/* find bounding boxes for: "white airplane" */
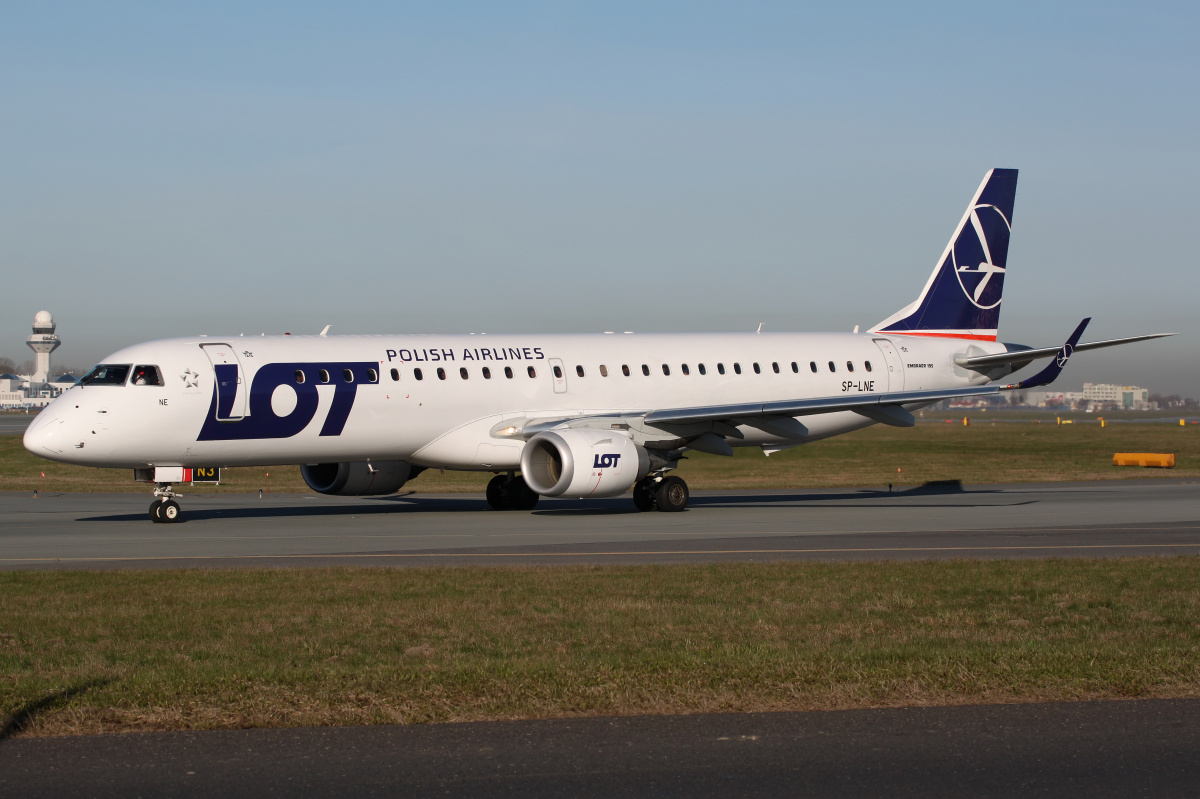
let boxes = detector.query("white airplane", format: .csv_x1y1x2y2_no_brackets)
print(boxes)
25,169,1170,522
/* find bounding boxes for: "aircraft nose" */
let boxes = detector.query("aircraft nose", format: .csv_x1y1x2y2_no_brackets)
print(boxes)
24,413,64,456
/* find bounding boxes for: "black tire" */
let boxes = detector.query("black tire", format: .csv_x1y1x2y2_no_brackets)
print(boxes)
507,476,540,511
149,500,163,523
486,475,512,510
160,499,181,523
632,480,656,511
655,476,689,512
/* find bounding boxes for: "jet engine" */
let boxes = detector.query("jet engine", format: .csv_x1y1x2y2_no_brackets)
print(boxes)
520,429,650,498
300,460,415,496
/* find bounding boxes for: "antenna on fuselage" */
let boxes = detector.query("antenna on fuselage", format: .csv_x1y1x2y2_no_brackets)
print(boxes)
320,325,331,337
756,322,763,334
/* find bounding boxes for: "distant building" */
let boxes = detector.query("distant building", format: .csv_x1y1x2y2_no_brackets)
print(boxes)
1031,384,1152,411
1,311,75,409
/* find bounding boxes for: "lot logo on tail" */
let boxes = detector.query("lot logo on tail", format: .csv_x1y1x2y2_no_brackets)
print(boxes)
952,203,1011,310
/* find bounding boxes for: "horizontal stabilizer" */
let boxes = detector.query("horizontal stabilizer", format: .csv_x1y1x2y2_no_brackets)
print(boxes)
956,332,1175,369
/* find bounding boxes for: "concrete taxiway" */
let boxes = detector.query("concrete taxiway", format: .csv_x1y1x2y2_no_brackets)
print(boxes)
1,479,1197,569
0,414,36,435
3,699,1199,797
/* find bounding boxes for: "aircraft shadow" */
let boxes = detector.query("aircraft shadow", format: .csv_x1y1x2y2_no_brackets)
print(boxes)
77,481,1025,522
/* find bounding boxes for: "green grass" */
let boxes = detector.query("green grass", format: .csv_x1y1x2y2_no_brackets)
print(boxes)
7,416,1196,494
3,560,1199,737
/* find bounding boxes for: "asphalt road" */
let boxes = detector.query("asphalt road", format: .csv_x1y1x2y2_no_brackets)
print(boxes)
1,479,1197,568
3,700,1199,798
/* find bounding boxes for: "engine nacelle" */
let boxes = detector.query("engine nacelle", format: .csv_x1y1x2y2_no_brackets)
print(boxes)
520,429,650,498
300,461,414,496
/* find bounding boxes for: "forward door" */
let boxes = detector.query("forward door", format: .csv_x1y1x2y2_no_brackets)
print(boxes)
200,343,247,420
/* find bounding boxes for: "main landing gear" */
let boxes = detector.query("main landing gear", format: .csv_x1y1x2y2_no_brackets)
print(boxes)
149,483,182,523
486,474,540,511
632,475,689,513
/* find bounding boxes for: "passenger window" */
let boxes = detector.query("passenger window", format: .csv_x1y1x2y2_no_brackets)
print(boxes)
319,369,330,384
810,361,818,373
389,368,399,381
642,364,650,376
367,369,378,382
662,364,671,376
414,368,423,380
681,364,690,375
865,361,873,372
791,362,798,373
460,367,469,380
505,366,514,379
600,365,608,377
482,367,491,379
528,366,536,378
80,364,131,386
437,368,447,380
553,365,563,378
130,365,164,386
734,363,742,375
343,369,354,383
828,361,836,373
846,361,854,373
576,365,584,377
772,362,780,374
718,363,726,375
295,370,306,384
698,363,706,375
621,364,630,376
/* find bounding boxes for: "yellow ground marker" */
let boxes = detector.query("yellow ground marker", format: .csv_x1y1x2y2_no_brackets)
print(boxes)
1113,453,1175,468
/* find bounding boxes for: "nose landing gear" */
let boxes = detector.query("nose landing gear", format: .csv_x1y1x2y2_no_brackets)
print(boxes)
149,484,183,523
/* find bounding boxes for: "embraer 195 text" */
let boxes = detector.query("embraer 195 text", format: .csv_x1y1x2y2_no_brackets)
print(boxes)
25,170,1171,522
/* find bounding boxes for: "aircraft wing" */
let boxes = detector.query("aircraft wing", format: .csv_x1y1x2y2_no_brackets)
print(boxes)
516,319,1104,447
642,385,1000,428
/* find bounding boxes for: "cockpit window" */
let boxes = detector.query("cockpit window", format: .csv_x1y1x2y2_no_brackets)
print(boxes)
80,364,131,386
131,365,164,386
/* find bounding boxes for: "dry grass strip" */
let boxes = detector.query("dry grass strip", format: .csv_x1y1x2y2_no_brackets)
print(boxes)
3,558,1199,737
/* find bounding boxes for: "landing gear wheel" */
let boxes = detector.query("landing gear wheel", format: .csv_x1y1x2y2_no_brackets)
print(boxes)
160,499,181,523
486,475,512,511
632,480,656,512
507,476,540,511
149,500,164,523
655,476,689,512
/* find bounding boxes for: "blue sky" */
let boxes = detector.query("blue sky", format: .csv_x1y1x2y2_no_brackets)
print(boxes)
2,2,1197,394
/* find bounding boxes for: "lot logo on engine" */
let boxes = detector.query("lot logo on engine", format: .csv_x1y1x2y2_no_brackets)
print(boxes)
593,453,622,469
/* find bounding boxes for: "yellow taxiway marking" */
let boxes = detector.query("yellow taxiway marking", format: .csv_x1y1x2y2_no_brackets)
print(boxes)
4,542,1200,564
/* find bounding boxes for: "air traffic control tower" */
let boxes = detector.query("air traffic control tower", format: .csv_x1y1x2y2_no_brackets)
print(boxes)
27,310,61,385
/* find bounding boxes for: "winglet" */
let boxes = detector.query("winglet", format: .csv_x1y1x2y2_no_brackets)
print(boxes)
1004,317,1090,389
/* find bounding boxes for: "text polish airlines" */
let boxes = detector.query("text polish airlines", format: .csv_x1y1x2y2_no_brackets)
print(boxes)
25,169,1171,522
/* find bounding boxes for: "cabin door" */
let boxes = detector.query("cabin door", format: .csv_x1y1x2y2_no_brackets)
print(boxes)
872,339,906,392
200,343,248,420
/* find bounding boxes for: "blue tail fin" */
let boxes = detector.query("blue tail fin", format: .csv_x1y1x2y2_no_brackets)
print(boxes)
871,168,1018,341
